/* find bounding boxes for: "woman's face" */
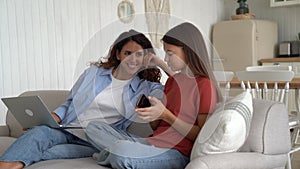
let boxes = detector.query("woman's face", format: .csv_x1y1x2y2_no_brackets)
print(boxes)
115,41,144,80
163,42,187,72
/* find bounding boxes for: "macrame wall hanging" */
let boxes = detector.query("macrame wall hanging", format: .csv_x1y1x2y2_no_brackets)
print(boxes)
145,0,170,48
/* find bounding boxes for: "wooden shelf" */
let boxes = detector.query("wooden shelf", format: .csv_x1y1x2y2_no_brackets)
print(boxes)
259,57,300,64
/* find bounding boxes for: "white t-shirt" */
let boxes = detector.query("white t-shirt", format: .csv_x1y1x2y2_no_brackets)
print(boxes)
67,76,130,140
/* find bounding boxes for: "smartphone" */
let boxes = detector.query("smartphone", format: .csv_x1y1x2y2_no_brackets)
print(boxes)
136,94,151,108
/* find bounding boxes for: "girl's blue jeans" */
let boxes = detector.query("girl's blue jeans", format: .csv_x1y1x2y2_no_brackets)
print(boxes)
86,121,190,169
0,125,97,167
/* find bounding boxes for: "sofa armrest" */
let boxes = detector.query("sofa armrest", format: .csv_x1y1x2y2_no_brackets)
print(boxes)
185,152,288,169
0,125,9,136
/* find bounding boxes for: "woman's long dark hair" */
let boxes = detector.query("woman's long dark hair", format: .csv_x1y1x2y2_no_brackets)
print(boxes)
91,30,161,83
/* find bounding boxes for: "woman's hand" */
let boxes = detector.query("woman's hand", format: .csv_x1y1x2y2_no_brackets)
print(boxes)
135,96,166,122
51,112,61,123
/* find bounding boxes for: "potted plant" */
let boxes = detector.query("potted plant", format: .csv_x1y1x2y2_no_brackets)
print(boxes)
236,0,249,15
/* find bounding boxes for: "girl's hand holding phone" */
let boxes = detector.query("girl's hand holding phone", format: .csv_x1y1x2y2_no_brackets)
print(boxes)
135,96,165,122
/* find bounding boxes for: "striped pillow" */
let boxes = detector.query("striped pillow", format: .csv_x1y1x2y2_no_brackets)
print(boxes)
191,91,253,159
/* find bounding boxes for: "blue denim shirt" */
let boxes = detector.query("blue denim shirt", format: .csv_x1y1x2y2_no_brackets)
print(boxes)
54,66,164,130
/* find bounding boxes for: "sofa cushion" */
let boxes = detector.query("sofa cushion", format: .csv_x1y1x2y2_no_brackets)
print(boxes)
190,91,253,160
0,136,17,156
26,158,110,169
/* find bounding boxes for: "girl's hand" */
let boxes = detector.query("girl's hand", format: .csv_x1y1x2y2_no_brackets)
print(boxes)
135,96,165,122
143,52,163,68
143,52,175,77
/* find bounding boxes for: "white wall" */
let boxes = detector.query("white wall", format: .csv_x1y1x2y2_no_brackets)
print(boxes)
0,0,120,125
0,0,222,125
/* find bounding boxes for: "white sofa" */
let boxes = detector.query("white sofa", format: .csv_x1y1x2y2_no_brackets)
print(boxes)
0,90,291,169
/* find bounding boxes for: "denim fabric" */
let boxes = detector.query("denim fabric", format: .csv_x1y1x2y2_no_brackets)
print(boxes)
86,121,147,151
86,121,189,169
0,126,97,167
102,142,189,169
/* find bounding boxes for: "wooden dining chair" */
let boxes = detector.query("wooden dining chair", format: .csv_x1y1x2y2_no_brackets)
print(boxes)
246,65,292,71
213,71,234,100
236,65,300,169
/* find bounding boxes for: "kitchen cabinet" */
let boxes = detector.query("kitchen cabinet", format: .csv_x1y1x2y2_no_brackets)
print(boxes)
270,0,300,7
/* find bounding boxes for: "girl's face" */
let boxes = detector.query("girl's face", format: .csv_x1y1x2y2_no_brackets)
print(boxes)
115,41,144,80
163,42,187,72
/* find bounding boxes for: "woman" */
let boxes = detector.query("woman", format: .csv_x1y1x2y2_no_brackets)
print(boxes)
86,22,221,169
0,30,164,169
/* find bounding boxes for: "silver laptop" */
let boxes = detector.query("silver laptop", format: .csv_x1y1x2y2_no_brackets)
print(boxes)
1,95,62,129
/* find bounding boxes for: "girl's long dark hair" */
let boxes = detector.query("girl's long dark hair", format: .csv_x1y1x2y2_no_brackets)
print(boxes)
162,23,211,78
91,30,161,83
162,22,222,102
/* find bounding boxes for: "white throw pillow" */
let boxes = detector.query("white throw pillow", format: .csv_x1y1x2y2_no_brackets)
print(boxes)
190,91,253,160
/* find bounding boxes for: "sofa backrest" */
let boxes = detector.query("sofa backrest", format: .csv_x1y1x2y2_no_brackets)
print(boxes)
240,98,291,155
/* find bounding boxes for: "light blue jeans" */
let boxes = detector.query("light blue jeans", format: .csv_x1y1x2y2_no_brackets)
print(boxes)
0,125,97,167
86,121,190,169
